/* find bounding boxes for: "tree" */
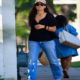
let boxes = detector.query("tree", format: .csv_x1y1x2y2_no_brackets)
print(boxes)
46,0,76,21
15,0,36,52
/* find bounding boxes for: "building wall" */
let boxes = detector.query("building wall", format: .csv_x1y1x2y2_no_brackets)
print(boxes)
0,0,4,78
1,0,17,79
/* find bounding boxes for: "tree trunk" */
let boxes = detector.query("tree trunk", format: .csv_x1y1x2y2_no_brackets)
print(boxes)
46,0,73,18
46,0,57,14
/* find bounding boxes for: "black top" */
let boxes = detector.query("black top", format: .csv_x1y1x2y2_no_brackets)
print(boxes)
29,13,58,42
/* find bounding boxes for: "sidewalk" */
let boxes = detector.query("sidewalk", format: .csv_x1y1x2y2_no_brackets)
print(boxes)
37,62,80,80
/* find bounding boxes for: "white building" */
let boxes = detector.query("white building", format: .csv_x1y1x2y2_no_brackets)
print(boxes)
53,0,77,4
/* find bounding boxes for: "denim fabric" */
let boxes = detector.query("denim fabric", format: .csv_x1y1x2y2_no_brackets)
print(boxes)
27,40,62,80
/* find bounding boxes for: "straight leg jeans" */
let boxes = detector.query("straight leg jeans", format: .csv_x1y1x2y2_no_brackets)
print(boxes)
27,40,62,80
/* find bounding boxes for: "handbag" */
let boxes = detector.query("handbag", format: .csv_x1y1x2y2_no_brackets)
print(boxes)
38,49,49,66
59,26,80,49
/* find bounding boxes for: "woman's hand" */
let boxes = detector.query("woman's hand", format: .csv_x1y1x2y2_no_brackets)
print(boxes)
46,26,56,32
35,24,45,30
76,35,80,39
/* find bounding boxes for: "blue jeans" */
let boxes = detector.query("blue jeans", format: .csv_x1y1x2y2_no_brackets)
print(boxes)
27,40,62,80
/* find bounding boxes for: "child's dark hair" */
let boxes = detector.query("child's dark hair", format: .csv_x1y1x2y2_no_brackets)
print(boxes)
56,15,68,29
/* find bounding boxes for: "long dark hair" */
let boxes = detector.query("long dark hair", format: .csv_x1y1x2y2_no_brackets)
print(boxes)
56,15,68,29
29,4,49,27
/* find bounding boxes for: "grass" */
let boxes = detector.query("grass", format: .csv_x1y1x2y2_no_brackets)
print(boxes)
70,61,80,67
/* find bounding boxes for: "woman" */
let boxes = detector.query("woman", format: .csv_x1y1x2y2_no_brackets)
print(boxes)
55,15,78,78
27,0,62,80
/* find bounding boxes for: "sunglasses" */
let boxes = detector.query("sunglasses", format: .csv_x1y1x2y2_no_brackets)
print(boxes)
35,3,46,6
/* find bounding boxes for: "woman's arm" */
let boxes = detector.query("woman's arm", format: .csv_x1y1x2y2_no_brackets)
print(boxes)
35,24,56,32
46,26,56,32
76,35,78,37
35,24,45,30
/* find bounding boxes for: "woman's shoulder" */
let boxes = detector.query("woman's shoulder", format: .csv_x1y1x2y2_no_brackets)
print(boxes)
47,12,54,17
67,24,75,30
67,24,72,27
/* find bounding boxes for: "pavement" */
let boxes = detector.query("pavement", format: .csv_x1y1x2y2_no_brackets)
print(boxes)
36,61,80,80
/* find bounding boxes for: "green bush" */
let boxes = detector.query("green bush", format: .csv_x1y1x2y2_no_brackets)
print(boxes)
70,61,80,67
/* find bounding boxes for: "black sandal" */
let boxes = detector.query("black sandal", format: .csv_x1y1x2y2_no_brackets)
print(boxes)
63,69,69,78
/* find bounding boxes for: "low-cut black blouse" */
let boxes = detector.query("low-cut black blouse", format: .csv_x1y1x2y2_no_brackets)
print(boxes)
29,13,58,42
